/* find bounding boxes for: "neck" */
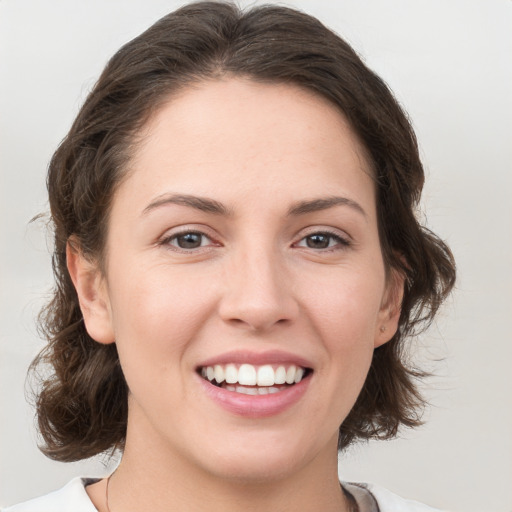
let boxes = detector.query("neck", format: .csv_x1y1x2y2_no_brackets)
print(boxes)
109,449,349,512
98,421,351,512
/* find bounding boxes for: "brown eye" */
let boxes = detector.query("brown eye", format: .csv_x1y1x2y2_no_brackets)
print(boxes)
296,232,349,250
306,234,331,249
169,232,210,249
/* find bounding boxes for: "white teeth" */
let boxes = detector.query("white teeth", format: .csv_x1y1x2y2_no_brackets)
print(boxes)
214,365,225,383
238,364,257,385
294,367,304,383
285,365,297,384
226,385,280,395
257,365,275,386
275,366,286,384
201,363,308,389
225,364,238,384
236,385,258,395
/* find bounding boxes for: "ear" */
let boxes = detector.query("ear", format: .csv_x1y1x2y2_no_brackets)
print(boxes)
66,239,115,345
374,267,405,348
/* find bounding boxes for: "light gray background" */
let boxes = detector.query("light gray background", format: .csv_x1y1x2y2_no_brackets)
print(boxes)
1,1,511,510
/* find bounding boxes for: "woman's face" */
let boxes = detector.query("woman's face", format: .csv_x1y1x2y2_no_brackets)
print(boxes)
75,79,401,482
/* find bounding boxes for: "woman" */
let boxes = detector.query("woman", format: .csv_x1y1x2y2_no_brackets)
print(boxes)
4,2,455,511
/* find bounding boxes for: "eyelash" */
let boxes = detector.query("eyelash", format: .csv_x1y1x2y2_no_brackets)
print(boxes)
160,229,217,252
160,228,350,253
294,230,351,252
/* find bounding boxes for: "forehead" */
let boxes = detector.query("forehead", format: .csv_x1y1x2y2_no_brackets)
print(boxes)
119,78,375,216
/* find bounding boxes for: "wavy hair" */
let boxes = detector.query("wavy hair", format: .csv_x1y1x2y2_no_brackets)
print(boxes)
30,1,456,461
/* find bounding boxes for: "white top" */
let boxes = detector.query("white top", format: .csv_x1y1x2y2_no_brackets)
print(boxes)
1,477,447,512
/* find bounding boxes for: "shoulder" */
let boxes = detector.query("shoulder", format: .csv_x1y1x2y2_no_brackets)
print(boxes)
344,482,449,512
1,478,99,512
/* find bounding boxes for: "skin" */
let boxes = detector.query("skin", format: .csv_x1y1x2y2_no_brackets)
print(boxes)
68,78,403,512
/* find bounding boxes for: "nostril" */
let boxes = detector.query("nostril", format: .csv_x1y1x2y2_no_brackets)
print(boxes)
221,309,295,332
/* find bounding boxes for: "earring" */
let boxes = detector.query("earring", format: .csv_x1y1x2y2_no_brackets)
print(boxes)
379,325,386,333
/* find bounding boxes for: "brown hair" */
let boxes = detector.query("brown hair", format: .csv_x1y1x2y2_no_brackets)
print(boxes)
31,1,455,461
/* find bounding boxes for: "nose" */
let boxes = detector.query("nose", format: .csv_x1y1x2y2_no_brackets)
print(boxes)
218,246,299,332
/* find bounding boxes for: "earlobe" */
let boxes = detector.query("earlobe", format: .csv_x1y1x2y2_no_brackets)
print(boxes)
374,268,405,348
66,240,115,345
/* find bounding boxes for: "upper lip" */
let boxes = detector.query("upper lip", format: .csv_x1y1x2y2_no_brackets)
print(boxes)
196,350,313,370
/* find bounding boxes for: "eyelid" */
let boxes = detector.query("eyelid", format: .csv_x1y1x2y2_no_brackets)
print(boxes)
158,225,221,251
157,224,351,253
297,225,351,240
293,227,352,250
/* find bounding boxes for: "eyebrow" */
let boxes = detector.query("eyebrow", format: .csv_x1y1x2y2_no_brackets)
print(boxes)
287,196,367,218
142,193,366,219
142,194,231,216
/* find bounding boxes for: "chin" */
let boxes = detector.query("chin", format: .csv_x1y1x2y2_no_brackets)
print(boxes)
191,430,324,484
204,452,306,484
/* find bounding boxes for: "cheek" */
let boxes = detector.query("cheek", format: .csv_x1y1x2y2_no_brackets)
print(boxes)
299,265,385,401
301,266,385,346
298,281,381,437
106,264,215,383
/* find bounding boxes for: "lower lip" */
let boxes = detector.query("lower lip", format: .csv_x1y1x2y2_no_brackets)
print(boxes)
198,374,311,418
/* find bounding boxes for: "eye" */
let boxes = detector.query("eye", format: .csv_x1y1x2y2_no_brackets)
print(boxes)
165,231,214,250
295,231,349,250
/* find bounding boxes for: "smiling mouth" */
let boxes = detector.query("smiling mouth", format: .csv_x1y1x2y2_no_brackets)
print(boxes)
198,363,312,395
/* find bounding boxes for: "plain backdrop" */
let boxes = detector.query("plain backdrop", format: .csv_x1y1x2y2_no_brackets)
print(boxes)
1,1,511,511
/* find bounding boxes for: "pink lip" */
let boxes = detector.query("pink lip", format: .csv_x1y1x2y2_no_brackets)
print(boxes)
196,349,313,369
197,373,312,418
